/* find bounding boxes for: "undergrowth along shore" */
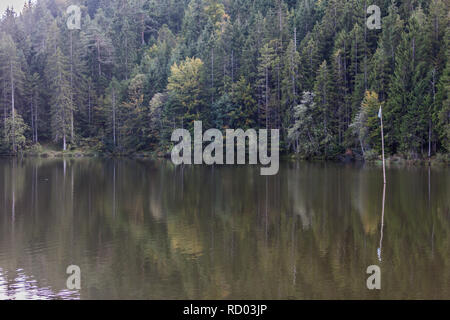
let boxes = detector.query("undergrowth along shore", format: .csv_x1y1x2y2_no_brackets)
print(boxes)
2,144,449,166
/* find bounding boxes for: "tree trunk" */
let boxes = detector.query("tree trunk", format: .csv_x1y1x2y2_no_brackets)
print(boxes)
265,66,269,129
292,30,297,106
59,67,66,152
112,88,116,146
70,31,74,143
231,50,234,84
30,97,34,142
211,47,214,105
364,0,367,91
10,61,16,153
141,15,145,45
97,38,101,76
429,68,436,159
88,81,92,129
355,30,358,76
3,80,7,140
34,90,38,143
125,33,128,80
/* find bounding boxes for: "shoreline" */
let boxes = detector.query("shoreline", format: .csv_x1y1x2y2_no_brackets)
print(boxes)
1,150,449,167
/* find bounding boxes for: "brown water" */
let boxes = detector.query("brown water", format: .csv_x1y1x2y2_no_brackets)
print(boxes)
0,158,449,299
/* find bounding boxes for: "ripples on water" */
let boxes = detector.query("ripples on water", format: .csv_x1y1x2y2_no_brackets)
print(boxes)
0,158,449,299
0,268,79,300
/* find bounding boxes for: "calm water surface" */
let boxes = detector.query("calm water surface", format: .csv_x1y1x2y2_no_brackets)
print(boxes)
0,158,449,299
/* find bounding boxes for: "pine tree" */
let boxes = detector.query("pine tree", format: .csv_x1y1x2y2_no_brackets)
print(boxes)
380,1,403,74
3,109,28,153
81,10,115,83
122,73,148,150
436,24,450,152
148,92,167,148
111,0,139,81
349,23,365,119
257,41,278,128
385,9,431,156
25,72,41,144
231,76,257,129
299,34,319,91
0,32,24,153
104,77,121,149
332,30,351,144
281,39,300,132
294,0,319,41
47,47,73,151
427,0,447,156
313,60,334,157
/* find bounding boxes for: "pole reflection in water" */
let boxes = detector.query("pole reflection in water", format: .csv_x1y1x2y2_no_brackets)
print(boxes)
377,183,386,262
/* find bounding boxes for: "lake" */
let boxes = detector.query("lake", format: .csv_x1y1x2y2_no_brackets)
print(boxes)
0,158,449,299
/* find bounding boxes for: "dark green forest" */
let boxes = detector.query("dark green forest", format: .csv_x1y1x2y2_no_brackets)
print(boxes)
0,0,448,160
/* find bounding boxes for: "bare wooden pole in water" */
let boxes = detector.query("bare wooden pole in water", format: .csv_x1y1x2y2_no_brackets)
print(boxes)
377,183,386,262
380,105,386,185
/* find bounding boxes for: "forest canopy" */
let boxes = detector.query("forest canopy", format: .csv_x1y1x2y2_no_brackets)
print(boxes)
0,0,448,160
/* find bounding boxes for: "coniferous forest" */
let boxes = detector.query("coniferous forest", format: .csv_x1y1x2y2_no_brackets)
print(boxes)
0,0,449,160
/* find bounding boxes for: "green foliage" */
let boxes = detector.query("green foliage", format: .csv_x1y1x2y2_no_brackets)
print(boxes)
350,91,381,156
287,91,321,157
0,0,448,159
436,23,450,152
313,60,335,157
385,10,432,156
46,47,73,150
167,57,207,129
2,109,28,153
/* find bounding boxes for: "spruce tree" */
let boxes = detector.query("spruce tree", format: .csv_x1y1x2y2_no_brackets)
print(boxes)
47,47,73,151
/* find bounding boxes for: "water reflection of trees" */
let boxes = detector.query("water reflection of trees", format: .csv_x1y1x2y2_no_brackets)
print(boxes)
0,159,449,299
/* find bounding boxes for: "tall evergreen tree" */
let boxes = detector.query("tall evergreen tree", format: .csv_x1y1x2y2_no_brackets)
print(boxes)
46,47,73,150
0,32,24,153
